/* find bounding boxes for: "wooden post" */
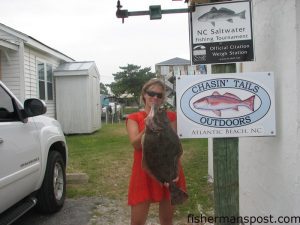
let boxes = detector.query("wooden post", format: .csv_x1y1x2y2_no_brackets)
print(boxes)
191,0,239,223
212,63,239,225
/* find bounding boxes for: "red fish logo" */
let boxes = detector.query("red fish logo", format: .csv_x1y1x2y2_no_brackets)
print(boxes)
193,91,255,117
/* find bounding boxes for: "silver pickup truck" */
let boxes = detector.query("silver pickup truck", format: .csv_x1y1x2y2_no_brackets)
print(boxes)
0,81,68,225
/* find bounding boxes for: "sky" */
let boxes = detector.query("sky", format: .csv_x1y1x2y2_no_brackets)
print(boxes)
0,0,191,84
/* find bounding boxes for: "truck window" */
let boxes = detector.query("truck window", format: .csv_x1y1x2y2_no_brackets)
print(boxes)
0,86,18,121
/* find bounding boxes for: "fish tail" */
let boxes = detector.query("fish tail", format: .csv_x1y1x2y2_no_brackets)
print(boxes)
243,95,255,111
238,10,246,19
169,183,188,205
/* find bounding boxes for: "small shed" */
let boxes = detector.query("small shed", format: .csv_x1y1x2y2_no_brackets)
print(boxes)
54,61,101,134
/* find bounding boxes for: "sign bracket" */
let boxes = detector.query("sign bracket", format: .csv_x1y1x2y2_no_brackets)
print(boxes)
116,0,195,23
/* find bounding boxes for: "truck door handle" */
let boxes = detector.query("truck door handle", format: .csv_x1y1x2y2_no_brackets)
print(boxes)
0,138,3,144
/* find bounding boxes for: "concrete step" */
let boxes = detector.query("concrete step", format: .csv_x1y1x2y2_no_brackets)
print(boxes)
66,173,89,184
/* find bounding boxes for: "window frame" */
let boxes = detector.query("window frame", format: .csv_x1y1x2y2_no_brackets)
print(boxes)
173,66,185,76
37,60,54,101
160,66,169,76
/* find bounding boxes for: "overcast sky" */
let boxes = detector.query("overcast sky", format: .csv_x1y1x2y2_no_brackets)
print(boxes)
0,0,190,84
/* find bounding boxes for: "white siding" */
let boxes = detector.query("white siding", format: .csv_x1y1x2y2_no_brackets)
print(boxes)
0,45,61,118
239,0,300,220
55,63,101,134
89,66,101,131
0,29,18,42
0,30,21,99
0,49,21,99
56,75,90,134
24,48,38,98
1,25,76,121
24,46,61,118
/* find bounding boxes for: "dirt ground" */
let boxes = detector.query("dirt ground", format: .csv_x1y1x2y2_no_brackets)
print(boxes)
86,197,191,225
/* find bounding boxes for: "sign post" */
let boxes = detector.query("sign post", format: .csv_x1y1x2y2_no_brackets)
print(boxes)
206,2,249,222
185,1,270,223
212,64,239,225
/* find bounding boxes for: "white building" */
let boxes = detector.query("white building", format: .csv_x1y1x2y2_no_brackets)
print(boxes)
0,23,101,134
155,57,206,106
238,0,300,220
205,0,300,221
54,62,101,134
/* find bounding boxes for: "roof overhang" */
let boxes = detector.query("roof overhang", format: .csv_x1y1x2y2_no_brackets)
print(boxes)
0,39,19,51
25,38,74,62
0,23,74,62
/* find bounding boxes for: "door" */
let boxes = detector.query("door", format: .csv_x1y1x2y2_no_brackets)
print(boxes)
0,84,41,213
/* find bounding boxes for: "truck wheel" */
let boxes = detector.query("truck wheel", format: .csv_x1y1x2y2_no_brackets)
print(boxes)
36,151,66,213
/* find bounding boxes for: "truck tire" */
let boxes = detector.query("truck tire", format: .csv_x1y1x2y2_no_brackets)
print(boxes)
36,151,66,213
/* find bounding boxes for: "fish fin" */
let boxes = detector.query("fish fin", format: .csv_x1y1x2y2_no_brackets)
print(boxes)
223,92,241,100
227,19,233,23
219,7,235,13
243,95,255,111
212,110,221,117
238,10,246,19
169,183,188,205
212,91,221,96
210,7,218,12
211,21,215,26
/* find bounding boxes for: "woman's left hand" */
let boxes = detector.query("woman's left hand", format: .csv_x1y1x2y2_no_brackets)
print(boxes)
163,176,179,188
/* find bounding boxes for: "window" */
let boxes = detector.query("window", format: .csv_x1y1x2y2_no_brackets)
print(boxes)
38,62,53,100
173,66,184,76
188,66,195,75
160,66,169,76
0,86,17,121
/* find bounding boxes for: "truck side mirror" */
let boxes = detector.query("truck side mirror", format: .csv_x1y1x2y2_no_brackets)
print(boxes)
24,98,47,117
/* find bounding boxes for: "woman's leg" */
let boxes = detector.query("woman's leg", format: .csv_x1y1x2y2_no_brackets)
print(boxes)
159,199,174,225
131,201,150,225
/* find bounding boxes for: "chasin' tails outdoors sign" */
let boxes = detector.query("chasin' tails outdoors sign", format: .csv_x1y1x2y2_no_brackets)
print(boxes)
176,73,276,138
190,0,254,64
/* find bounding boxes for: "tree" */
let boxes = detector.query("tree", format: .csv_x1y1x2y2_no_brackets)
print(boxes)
109,64,156,105
100,82,109,95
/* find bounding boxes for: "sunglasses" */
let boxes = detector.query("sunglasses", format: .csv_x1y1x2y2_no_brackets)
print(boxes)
146,91,163,99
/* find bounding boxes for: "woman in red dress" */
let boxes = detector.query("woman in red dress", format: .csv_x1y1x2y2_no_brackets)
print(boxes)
126,78,187,225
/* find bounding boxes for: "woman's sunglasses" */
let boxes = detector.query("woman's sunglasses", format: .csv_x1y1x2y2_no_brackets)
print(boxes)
146,91,163,99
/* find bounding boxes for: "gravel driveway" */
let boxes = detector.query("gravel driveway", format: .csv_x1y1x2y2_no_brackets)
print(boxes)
14,197,190,225
14,197,99,225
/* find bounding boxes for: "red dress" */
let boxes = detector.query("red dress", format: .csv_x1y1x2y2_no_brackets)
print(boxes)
126,111,187,206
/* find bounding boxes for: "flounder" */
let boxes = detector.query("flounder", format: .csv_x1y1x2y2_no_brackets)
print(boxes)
142,104,188,205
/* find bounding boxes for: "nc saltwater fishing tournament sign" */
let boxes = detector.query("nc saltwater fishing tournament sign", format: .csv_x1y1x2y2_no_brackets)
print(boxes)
176,72,276,138
190,0,254,64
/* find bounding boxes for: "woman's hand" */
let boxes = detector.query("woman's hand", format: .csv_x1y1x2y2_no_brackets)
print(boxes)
163,176,179,188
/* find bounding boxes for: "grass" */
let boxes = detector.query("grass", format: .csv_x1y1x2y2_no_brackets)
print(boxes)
66,123,132,198
123,106,139,115
66,122,213,218
177,138,214,217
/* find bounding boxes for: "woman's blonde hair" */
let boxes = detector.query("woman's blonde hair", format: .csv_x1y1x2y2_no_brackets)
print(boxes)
140,78,166,105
